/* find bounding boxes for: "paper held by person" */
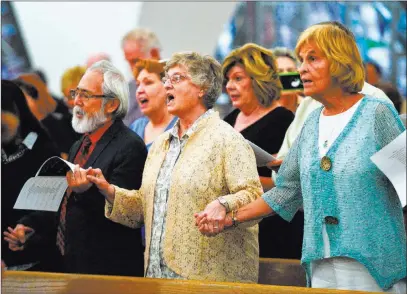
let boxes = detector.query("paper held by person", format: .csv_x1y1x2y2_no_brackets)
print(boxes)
247,140,277,167
371,130,406,207
13,156,76,212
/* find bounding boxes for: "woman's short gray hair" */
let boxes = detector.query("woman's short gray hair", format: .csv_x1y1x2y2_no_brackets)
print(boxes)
88,60,129,119
164,52,222,109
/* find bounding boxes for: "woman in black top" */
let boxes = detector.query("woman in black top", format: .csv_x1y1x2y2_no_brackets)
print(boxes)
222,44,303,259
1,80,60,268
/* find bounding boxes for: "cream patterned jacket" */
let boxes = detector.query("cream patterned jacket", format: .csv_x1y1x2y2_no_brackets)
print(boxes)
105,111,263,283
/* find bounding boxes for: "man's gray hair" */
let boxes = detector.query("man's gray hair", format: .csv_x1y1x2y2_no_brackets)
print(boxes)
88,60,129,120
121,28,161,54
272,47,299,66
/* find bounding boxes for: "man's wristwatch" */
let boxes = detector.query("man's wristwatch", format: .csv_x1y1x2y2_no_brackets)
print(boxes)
217,196,230,212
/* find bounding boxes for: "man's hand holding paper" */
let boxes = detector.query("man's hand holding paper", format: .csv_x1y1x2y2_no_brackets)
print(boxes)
67,165,94,193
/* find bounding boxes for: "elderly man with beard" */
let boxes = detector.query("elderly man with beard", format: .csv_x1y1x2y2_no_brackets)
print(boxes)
4,61,147,276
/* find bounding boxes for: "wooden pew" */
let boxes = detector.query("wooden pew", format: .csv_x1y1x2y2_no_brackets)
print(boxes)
258,258,306,286
1,271,380,294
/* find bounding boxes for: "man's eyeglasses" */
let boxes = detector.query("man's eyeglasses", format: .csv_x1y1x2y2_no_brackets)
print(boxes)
69,89,116,101
162,73,189,85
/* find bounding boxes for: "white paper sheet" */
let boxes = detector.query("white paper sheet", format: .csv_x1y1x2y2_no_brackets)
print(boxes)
35,156,76,176
371,131,406,207
13,156,79,212
247,140,277,167
13,176,68,211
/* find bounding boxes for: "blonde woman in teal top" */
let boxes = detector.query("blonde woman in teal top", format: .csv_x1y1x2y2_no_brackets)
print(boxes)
196,21,406,292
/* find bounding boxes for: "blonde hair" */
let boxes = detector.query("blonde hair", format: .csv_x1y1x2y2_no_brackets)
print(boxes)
60,65,87,94
165,52,222,109
121,28,161,54
222,43,282,107
133,59,165,80
295,21,364,93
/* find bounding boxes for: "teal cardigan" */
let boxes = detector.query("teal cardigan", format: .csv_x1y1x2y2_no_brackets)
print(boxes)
263,96,406,289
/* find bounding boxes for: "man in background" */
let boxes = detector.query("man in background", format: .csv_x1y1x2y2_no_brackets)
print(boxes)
272,47,303,113
364,60,382,86
121,28,162,126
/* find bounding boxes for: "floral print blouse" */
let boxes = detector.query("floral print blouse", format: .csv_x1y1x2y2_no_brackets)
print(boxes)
146,110,212,279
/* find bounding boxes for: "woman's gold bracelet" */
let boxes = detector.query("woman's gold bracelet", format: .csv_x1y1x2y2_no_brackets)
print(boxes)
231,209,239,227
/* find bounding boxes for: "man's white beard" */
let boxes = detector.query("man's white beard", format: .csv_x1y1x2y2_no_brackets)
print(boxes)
72,106,108,134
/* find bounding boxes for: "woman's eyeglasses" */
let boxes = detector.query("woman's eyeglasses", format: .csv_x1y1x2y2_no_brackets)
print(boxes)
162,73,189,85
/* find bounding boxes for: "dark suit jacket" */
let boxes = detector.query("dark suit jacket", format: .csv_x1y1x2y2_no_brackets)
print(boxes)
20,119,147,276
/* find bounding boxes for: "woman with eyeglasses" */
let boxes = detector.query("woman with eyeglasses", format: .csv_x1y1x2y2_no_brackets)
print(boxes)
129,59,177,150
81,52,263,283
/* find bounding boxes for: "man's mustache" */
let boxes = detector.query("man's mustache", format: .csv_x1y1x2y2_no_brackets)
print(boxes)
73,106,85,116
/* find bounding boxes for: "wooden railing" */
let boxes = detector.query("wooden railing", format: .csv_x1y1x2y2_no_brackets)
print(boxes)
1,270,380,294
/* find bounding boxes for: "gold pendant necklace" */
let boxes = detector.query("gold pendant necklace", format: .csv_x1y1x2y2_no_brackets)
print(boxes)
320,155,332,171
320,105,346,171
